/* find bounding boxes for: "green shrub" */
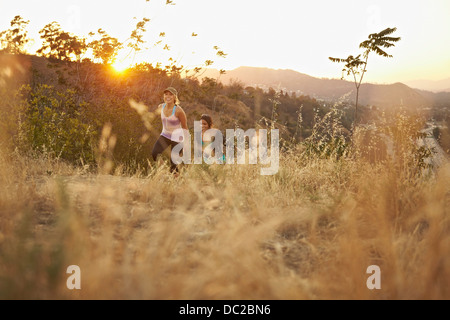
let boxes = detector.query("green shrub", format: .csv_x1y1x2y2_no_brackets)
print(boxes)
17,84,97,165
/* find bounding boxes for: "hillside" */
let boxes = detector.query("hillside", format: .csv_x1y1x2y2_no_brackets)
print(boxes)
0,53,254,130
405,78,450,93
203,66,437,109
1,52,336,170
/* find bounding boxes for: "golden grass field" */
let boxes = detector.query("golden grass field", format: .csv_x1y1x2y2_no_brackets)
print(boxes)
0,115,449,300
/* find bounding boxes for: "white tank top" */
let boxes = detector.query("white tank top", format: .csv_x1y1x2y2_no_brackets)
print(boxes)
161,103,182,141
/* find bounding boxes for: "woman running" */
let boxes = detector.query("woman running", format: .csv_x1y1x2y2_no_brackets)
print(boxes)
151,87,188,173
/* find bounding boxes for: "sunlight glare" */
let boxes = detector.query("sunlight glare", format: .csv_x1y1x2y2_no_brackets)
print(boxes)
112,59,130,73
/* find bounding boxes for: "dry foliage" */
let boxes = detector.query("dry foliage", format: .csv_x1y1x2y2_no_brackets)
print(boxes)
0,118,449,299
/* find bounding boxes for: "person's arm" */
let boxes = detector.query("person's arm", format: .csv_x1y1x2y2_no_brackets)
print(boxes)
175,106,190,144
176,106,188,130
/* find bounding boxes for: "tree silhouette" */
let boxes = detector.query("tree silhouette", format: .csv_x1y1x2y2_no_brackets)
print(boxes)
0,15,31,54
37,21,87,61
328,54,367,121
329,27,401,123
88,29,123,65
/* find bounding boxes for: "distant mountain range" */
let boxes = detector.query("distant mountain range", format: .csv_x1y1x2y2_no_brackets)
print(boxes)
201,67,450,109
404,78,450,93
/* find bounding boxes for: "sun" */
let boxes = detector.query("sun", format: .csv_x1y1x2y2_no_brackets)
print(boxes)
112,59,130,73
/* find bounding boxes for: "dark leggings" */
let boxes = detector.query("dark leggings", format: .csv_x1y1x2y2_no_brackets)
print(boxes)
152,135,180,173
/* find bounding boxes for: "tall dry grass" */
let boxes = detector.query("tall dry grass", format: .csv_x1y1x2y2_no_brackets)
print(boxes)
0,111,449,300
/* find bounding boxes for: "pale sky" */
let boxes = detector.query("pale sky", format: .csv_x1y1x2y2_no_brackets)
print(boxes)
1,0,449,84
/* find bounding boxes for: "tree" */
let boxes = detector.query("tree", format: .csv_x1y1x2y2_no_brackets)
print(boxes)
68,36,88,63
328,54,367,122
329,27,401,123
88,29,123,65
0,15,31,54
37,21,87,61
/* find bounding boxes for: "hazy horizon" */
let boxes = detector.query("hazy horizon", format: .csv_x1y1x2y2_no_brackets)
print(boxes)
199,65,450,92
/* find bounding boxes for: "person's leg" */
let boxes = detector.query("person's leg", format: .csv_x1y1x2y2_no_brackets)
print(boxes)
152,135,171,163
169,140,181,173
